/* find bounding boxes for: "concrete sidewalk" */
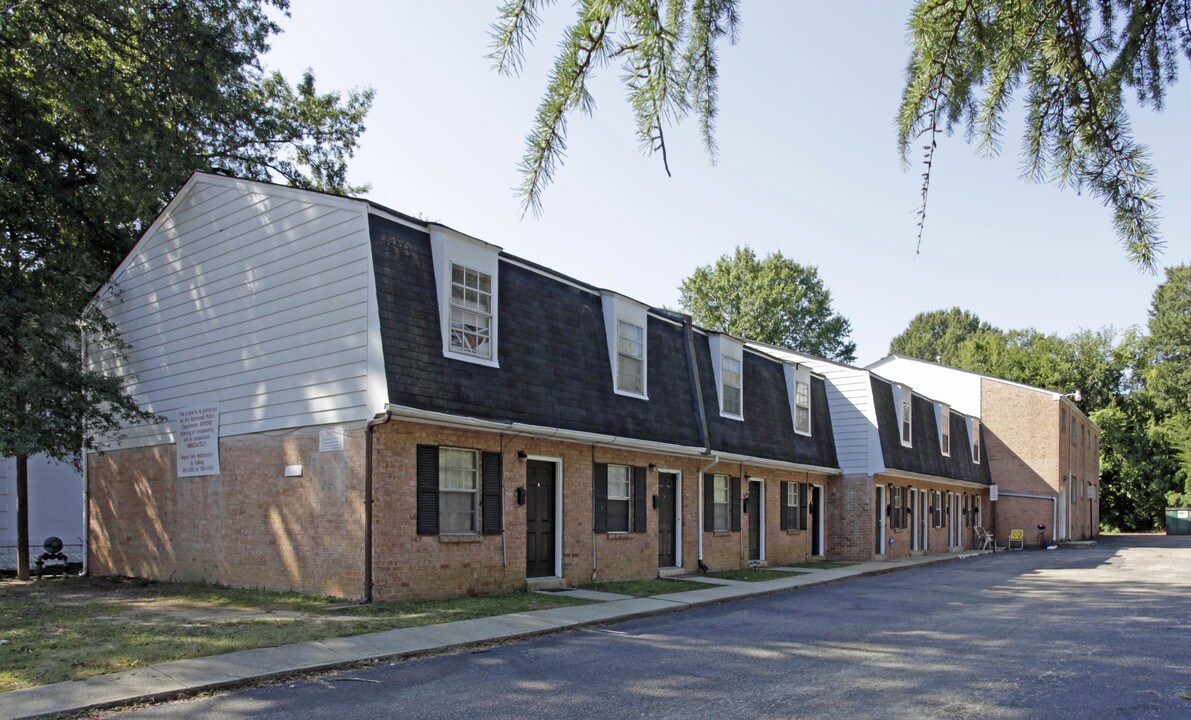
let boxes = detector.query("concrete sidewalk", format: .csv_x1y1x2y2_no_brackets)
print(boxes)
0,551,987,720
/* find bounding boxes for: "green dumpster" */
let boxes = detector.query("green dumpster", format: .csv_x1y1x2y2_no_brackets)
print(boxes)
1166,508,1191,535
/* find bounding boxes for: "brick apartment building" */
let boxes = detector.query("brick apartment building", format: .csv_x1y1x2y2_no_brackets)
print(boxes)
754,348,993,559
86,173,854,601
868,355,1100,547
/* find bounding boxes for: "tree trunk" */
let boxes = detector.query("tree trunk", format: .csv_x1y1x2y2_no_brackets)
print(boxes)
16,453,29,580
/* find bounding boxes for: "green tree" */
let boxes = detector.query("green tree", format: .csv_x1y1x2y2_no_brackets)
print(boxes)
494,1,1185,267
1094,396,1185,531
0,0,374,579
1146,265,1191,508
678,246,856,362
889,307,995,365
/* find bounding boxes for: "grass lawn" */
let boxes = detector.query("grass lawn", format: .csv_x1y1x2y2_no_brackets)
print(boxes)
577,578,708,597
783,561,857,570
0,575,590,692
706,568,806,582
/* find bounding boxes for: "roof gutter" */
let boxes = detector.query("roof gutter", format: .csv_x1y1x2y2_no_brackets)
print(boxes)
877,467,992,491
382,404,841,477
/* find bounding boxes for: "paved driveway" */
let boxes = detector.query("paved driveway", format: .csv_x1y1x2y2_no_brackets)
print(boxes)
107,535,1191,719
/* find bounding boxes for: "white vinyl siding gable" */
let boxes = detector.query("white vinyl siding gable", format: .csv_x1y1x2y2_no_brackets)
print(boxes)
87,175,383,448
755,345,883,476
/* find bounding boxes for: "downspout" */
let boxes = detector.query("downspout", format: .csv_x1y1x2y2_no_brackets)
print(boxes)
363,412,394,604
997,492,1058,546
683,315,715,565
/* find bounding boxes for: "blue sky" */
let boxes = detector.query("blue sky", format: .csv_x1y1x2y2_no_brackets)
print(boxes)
264,1,1189,365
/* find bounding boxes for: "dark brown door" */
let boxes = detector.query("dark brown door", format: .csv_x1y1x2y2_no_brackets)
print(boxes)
657,472,677,567
526,460,555,578
748,480,763,561
810,485,822,556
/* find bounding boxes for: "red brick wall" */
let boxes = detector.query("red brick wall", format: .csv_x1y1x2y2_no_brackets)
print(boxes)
980,380,1100,543
827,474,874,561
371,421,841,600
88,425,367,598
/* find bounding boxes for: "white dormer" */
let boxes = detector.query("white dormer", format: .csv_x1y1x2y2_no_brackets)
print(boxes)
429,225,501,368
710,334,745,420
935,402,951,456
967,417,981,463
784,364,813,436
893,383,913,447
601,292,649,399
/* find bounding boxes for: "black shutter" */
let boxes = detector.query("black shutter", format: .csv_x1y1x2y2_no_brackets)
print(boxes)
704,474,715,532
593,463,608,534
730,476,741,532
780,482,791,531
632,466,647,533
416,445,439,535
799,482,809,532
481,451,503,535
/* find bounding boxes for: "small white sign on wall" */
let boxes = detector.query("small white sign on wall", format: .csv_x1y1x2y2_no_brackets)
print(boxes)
176,405,220,477
319,428,344,452
989,484,999,502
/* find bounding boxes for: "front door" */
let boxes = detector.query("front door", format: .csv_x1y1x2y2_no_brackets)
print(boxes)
657,472,677,567
910,488,919,551
526,460,555,578
810,485,822,556
748,480,763,561
920,491,929,552
875,485,886,555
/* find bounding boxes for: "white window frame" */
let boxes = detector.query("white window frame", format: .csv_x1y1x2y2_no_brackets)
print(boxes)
786,364,813,437
430,225,500,368
448,263,493,360
936,403,951,456
601,292,649,399
438,447,480,534
894,384,913,448
969,417,982,463
710,334,745,420
615,319,645,396
607,463,631,533
712,474,730,532
722,354,743,417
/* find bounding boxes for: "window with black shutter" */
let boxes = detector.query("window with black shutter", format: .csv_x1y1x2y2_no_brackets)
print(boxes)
798,482,809,531
632,466,647,534
417,445,502,536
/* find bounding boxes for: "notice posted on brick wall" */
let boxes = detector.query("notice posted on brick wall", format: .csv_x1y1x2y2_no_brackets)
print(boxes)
176,405,221,477
319,428,344,452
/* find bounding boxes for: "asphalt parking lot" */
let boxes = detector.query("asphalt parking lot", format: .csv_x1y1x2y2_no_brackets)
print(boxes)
107,535,1191,720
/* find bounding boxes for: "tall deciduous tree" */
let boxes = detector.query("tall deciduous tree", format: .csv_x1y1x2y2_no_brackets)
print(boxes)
494,1,1186,267
1147,265,1191,507
889,307,994,366
0,0,374,579
678,246,856,362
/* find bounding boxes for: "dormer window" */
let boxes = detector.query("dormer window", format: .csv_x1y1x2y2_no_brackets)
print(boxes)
449,264,492,359
938,403,951,456
601,292,648,399
969,418,982,463
894,384,912,447
616,320,645,394
786,364,813,436
710,334,744,420
722,355,742,415
795,380,810,433
430,225,500,368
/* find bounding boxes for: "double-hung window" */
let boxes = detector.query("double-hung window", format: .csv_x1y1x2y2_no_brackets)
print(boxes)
713,475,730,531
607,464,631,532
971,419,981,463
722,355,743,416
438,447,479,534
616,321,645,395
900,394,912,446
795,380,811,434
449,264,493,359
940,405,951,456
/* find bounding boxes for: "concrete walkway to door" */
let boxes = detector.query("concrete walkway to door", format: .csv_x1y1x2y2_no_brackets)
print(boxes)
0,551,986,720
